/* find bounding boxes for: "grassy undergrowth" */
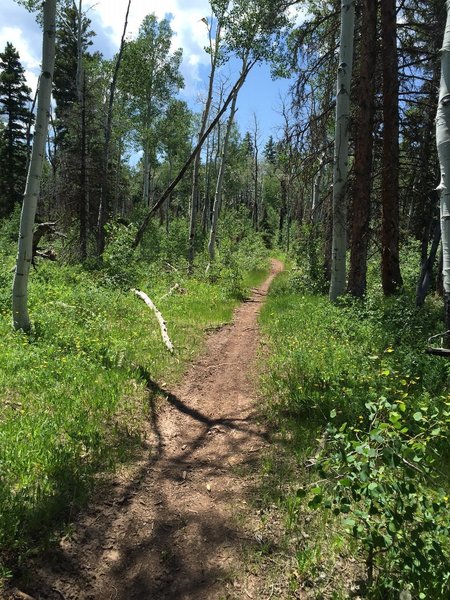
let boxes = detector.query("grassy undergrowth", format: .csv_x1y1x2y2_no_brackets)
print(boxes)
0,211,269,580
258,256,450,599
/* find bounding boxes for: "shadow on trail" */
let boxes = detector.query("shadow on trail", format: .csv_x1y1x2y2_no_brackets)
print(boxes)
12,370,274,600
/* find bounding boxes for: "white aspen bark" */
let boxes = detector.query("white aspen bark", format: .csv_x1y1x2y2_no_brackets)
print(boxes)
437,1,450,300
208,58,248,266
188,19,223,271
12,0,56,331
132,289,174,353
329,0,355,302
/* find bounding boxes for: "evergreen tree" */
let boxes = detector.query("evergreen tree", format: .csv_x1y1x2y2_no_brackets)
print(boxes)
0,42,33,218
53,2,94,146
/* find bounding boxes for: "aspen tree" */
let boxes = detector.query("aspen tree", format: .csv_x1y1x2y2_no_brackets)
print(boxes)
329,0,355,302
436,0,450,339
12,0,56,331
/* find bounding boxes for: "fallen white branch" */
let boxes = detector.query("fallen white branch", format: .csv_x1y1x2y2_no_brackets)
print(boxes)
132,289,174,353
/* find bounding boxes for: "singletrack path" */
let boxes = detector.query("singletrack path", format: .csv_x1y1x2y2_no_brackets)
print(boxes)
12,259,283,600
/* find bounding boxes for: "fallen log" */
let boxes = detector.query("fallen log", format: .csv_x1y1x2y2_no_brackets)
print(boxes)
132,289,174,353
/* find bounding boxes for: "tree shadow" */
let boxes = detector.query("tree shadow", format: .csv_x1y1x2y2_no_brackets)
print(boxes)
10,369,275,600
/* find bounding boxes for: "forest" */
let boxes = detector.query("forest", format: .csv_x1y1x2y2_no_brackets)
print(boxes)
0,0,449,598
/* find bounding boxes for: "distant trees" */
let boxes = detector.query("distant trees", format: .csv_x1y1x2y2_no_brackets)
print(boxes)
120,15,184,209
285,0,447,305
7,0,450,330
0,42,33,217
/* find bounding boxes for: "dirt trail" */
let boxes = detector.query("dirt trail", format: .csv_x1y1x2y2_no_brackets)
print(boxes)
10,259,283,600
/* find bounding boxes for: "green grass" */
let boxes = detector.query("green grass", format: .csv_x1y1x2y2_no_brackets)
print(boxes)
0,214,269,576
256,255,450,598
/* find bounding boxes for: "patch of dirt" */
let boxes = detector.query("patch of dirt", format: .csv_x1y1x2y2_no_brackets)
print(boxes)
6,259,283,600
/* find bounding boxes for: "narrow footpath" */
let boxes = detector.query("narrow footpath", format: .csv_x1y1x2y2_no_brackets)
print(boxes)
9,259,283,600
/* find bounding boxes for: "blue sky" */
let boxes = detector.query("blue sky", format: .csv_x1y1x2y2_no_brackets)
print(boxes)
0,0,297,144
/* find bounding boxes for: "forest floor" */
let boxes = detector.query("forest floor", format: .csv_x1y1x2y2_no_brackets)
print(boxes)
6,258,284,600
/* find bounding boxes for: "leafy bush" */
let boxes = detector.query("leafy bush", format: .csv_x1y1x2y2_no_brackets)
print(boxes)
307,396,450,598
101,221,140,288
259,249,450,596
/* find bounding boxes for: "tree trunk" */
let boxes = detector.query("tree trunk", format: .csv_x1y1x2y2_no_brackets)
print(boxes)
311,151,326,224
348,0,377,297
12,0,56,331
416,218,441,307
436,0,450,341
133,61,255,250
96,0,131,256
329,0,355,302
380,0,403,295
143,146,151,207
208,60,245,265
188,21,222,273
79,72,88,260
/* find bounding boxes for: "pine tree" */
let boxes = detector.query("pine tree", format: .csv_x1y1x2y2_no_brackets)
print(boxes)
0,42,33,218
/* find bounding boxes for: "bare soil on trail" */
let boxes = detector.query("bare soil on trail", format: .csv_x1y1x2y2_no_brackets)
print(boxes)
7,259,284,600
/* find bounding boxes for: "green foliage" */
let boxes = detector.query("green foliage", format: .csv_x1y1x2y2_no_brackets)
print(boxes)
0,210,269,572
307,396,450,598
0,41,33,216
259,251,450,596
101,220,139,288
204,209,269,299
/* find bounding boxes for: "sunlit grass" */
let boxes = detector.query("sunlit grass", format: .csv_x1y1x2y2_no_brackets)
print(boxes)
0,224,269,568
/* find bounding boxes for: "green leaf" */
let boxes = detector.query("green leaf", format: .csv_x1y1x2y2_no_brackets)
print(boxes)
413,411,423,421
330,409,337,418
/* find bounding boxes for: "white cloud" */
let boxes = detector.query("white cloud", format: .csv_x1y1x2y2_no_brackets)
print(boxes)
91,0,212,93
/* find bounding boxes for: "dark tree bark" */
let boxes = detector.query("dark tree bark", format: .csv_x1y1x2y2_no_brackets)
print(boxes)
79,72,87,261
380,0,403,294
348,0,377,297
416,216,441,307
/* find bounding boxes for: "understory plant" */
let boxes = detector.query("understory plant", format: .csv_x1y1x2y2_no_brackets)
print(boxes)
306,395,450,598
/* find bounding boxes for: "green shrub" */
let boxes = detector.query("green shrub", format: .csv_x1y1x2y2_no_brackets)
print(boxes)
306,396,450,598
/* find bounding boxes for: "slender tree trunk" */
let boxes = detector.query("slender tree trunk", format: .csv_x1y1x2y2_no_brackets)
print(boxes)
12,0,56,331
329,0,355,302
208,62,245,265
143,146,151,206
437,1,450,340
133,60,255,249
188,22,222,273
380,0,403,294
253,120,260,231
279,178,287,245
311,151,326,223
416,218,441,307
96,0,131,255
202,134,212,234
79,72,88,260
348,0,377,297
166,159,172,235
